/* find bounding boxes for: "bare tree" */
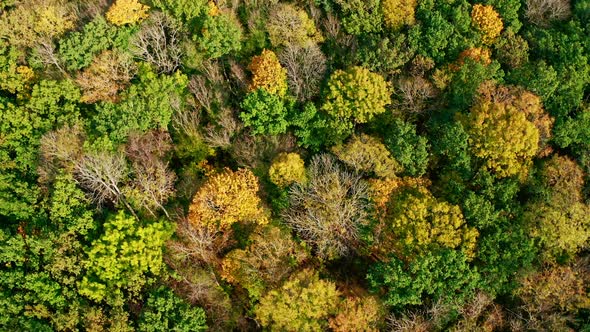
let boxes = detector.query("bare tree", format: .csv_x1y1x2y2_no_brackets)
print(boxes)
278,42,327,102
203,108,242,150
33,38,68,76
283,154,369,260
526,0,571,26
125,130,176,218
74,150,132,213
394,76,436,117
131,11,182,74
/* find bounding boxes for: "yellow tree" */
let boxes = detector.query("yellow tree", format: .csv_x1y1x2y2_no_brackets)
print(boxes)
471,4,503,44
106,0,150,26
331,134,402,179
383,187,479,259
322,66,391,124
267,3,323,48
381,0,417,30
188,168,268,231
248,49,288,96
255,269,340,331
525,155,590,261
269,152,307,188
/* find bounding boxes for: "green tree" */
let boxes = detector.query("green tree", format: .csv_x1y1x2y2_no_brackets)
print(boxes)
240,89,289,135
79,211,173,303
196,7,242,59
384,119,429,177
92,65,188,143
255,269,340,331
367,249,480,308
138,287,207,332
333,0,383,35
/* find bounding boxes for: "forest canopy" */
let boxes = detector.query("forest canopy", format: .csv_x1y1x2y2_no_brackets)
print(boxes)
0,0,589,331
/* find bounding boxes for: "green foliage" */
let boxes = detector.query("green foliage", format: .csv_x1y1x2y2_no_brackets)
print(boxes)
92,66,188,143
138,287,207,332
0,45,34,94
240,89,289,135
196,11,242,59
367,249,480,308
79,211,173,303
58,17,136,71
334,0,383,35
384,119,429,177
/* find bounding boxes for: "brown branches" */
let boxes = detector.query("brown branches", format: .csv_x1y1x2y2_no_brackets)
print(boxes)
131,12,182,74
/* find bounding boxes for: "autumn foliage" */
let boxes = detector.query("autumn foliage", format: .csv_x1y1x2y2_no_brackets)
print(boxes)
268,152,307,188
188,168,268,231
381,0,417,30
248,49,288,96
471,4,503,44
106,0,150,26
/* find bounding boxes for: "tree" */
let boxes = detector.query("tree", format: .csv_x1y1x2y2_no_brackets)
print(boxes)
188,168,268,231
333,0,383,35
92,65,189,144
471,4,503,44
283,154,370,260
195,6,242,59
239,89,289,135
74,150,128,208
267,3,322,48
322,66,391,124
462,89,541,179
0,1,76,49
515,263,590,330
331,134,402,179
329,296,383,332
268,152,307,188
278,43,327,102
381,187,479,259
221,225,308,299
525,155,590,261
131,12,182,74
138,287,207,332
525,0,571,26
248,49,288,97
0,45,34,94
105,0,150,26
494,29,529,68
367,249,480,308
79,211,173,303
384,119,429,177
124,130,176,218
76,50,137,103
254,269,340,332
382,0,417,30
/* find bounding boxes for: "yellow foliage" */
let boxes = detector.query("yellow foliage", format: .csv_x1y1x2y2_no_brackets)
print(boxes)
269,152,307,188
188,168,268,231
267,3,323,47
329,296,382,332
381,0,417,30
387,188,479,259
255,269,340,331
207,1,220,16
106,0,150,26
35,6,75,37
331,134,402,178
322,66,391,123
464,100,539,179
220,225,308,299
471,4,503,44
248,49,288,96
368,177,400,210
